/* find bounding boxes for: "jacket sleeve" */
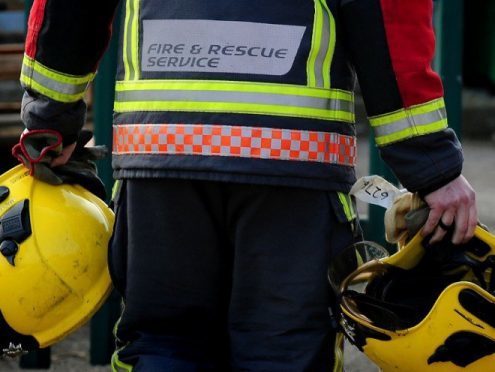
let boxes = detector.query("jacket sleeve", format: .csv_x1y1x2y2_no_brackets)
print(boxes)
339,0,463,195
20,0,120,144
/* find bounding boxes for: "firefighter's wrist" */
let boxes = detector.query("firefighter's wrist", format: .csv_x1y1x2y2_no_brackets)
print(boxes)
21,90,86,146
416,171,462,198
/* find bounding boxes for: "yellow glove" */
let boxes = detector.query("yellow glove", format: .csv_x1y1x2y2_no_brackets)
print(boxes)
384,192,425,244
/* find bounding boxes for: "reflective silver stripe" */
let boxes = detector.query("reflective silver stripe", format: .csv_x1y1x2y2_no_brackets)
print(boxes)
372,106,447,138
114,89,354,113
314,4,331,88
21,63,89,95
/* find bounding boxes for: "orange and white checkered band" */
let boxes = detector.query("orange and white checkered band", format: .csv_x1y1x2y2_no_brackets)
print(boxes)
113,124,357,166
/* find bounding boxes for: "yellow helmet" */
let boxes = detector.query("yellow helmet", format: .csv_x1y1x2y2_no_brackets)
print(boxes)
0,165,114,357
331,225,495,372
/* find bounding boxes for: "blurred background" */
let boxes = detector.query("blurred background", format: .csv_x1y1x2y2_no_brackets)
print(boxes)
0,0,494,370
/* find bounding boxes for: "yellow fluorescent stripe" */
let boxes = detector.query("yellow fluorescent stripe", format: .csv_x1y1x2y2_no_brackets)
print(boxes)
123,0,132,80
375,119,448,146
113,101,355,122
111,352,133,372
337,192,355,221
307,1,323,87
131,0,140,80
20,74,85,102
115,80,354,101
111,180,122,203
23,55,94,84
370,98,445,127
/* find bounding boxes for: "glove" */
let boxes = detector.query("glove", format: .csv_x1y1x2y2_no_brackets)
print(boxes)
12,129,108,200
384,192,428,244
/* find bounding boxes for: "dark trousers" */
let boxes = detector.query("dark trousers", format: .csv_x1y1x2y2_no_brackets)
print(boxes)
109,179,356,371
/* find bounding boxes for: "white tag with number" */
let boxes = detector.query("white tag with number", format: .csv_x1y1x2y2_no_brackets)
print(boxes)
350,176,406,209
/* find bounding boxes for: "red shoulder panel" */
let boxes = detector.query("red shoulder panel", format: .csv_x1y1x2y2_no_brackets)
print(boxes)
379,0,445,107
25,0,48,58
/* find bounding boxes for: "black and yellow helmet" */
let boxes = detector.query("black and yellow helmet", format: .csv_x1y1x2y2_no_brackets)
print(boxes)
0,165,114,357
330,225,495,371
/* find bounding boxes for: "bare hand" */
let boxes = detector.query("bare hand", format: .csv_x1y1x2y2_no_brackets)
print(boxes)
50,143,77,167
422,175,477,245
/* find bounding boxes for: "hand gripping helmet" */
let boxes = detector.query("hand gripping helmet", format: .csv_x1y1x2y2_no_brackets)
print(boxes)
0,165,114,357
330,225,495,372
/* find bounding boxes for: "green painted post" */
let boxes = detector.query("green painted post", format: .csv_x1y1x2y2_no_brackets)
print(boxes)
488,2,495,86
19,349,51,370
20,0,51,368
433,0,464,138
23,0,33,27
89,5,122,366
92,11,120,199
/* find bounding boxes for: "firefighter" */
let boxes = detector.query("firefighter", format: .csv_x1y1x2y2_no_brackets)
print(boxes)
18,0,477,370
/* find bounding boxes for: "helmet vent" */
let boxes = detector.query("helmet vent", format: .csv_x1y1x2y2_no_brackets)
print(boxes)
0,200,31,244
0,200,31,266
459,288,495,328
0,187,8,203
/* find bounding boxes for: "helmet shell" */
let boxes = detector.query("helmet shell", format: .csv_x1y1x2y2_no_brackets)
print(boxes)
0,165,114,352
340,227,495,372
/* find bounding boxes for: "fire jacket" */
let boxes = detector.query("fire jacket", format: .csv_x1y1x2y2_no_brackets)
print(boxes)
20,0,463,194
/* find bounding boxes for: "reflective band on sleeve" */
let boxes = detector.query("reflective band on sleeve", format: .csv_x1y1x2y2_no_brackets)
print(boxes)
369,98,448,146
307,0,335,88
113,123,357,166
114,80,355,122
20,55,94,102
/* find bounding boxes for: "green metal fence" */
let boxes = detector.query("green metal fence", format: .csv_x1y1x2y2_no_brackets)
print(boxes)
19,0,464,368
